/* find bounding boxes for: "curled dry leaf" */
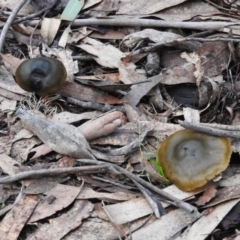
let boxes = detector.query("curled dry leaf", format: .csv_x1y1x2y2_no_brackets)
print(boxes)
41,18,61,45
78,37,143,84
16,108,95,159
122,29,183,49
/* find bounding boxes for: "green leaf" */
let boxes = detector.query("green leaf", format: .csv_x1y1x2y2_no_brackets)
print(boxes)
1,202,5,209
61,0,85,21
149,158,166,178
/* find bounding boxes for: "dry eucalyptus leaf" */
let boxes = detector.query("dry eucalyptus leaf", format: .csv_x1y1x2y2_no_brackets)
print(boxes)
0,153,20,175
132,208,198,240
16,108,95,159
78,37,143,84
0,62,26,95
0,0,37,15
28,183,82,223
0,194,39,240
195,186,217,206
41,18,61,45
123,73,163,106
154,0,220,21
11,136,41,162
0,98,17,111
176,199,240,240
122,29,183,49
52,111,99,124
29,200,93,239
117,0,187,14
57,48,78,82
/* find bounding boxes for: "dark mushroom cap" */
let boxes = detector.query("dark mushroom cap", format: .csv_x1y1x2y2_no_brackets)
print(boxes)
15,57,67,96
157,129,232,192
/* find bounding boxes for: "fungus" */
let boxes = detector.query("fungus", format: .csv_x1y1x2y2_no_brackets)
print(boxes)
157,129,232,192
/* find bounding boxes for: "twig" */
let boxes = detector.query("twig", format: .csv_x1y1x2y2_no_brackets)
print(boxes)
132,36,240,57
102,201,129,240
13,0,60,24
0,165,109,184
197,122,240,131
132,179,166,218
205,0,239,13
180,37,240,42
26,18,235,30
109,128,152,155
0,0,28,52
77,159,201,217
179,120,240,139
67,97,125,113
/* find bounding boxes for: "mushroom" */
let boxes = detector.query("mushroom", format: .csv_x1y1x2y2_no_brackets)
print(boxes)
157,129,232,192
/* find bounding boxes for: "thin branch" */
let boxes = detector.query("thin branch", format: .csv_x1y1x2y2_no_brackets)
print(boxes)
0,165,109,184
132,36,240,57
77,159,201,217
179,120,240,139
205,0,239,13
102,201,130,240
0,0,28,52
26,18,235,30
13,0,60,24
181,37,240,42
67,97,125,113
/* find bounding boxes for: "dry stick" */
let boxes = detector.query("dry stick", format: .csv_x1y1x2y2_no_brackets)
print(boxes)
179,120,240,139
132,36,240,57
67,97,125,113
0,165,109,184
181,37,240,42
102,201,130,240
13,0,60,24
77,159,200,216
197,122,240,131
205,0,239,13
26,18,236,30
132,179,166,218
0,0,28,52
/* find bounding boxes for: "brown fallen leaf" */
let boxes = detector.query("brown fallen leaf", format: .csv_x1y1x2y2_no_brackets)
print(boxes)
77,186,139,203
117,0,187,14
28,200,93,240
29,144,53,160
204,185,240,208
0,153,20,175
195,186,217,206
154,0,220,21
78,37,143,84
123,74,163,106
60,81,125,105
0,194,39,240
221,202,240,230
28,183,82,223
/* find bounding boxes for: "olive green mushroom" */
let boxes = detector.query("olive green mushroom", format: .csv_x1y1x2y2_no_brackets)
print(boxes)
157,129,232,192
15,57,67,96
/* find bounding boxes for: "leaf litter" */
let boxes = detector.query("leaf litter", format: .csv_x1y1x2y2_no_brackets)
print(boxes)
1,0,240,239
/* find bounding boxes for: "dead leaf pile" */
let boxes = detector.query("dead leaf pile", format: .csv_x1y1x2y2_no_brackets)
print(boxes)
1,0,240,239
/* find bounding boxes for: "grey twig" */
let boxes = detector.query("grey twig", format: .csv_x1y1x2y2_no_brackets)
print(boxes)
0,165,109,184
13,0,60,24
77,159,201,217
26,18,235,30
132,36,240,56
179,120,240,139
0,0,28,52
